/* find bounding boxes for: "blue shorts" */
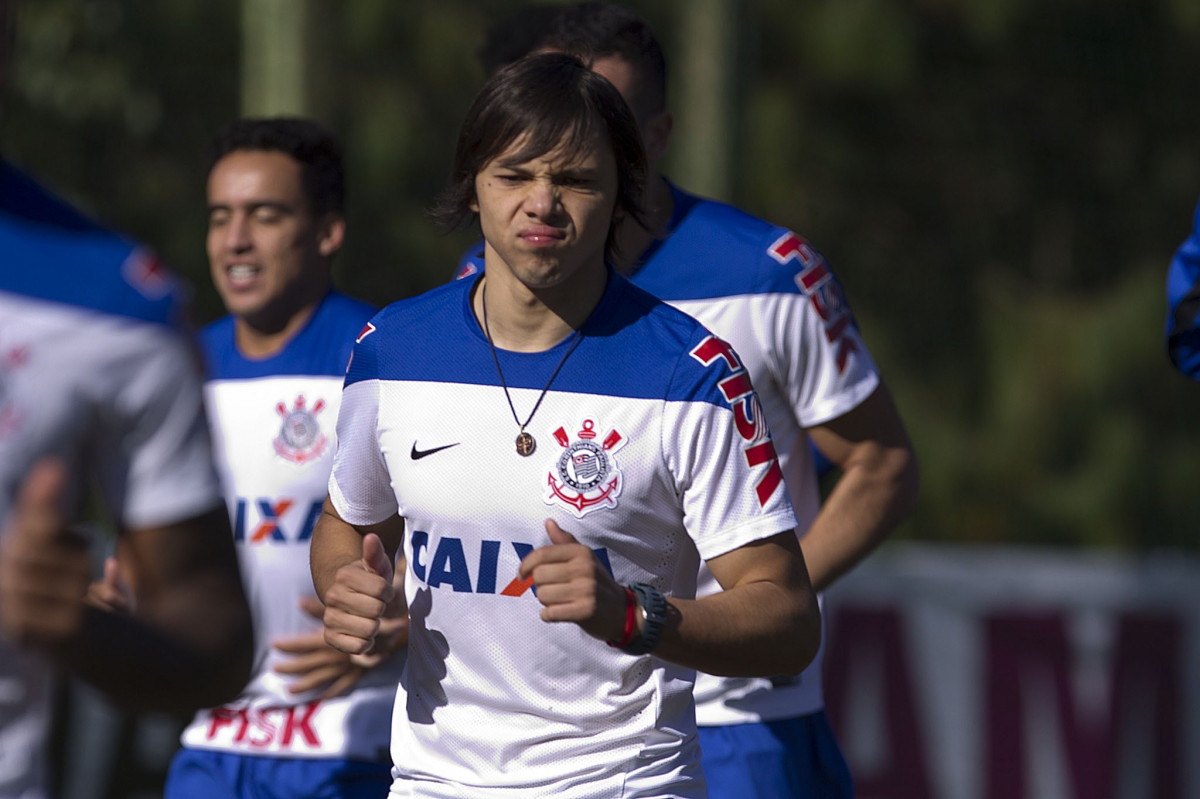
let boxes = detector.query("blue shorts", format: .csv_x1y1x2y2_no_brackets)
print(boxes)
164,748,393,799
698,711,854,799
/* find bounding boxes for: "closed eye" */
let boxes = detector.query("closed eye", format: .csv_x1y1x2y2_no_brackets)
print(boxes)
555,171,601,190
208,208,231,227
252,205,286,223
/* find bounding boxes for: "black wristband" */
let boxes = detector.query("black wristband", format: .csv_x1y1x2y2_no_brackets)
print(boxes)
624,582,667,655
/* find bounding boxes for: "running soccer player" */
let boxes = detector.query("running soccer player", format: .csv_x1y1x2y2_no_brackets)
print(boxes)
312,53,821,798
460,5,921,797
1,7,253,797
154,118,402,799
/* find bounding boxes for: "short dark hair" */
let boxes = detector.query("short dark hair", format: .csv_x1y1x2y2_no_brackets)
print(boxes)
537,3,668,119
206,117,344,216
432,53,647,265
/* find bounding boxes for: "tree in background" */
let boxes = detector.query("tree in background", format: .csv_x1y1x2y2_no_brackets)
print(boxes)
3,0,1199,551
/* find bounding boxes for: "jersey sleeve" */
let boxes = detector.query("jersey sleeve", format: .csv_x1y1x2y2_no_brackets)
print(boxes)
1166,199,1200,378
759,239,880,427
663,333,799,562
91,323,222,531
328,324,399,525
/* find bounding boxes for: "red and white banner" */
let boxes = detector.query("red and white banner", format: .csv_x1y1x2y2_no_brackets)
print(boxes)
822,544,1200,799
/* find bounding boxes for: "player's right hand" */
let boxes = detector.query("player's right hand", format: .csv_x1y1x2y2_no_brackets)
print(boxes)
0,459,93,650
321,533,396,655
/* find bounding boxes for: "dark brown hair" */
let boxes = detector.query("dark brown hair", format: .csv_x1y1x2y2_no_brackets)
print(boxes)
207,117,345,217
431,52,647,265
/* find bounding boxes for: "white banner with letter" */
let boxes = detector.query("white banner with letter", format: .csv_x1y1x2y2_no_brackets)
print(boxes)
822,544,1200,799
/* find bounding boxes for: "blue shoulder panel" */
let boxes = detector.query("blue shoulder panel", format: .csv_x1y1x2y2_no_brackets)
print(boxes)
202,291,377,380
631,184,807,301
0,161,186,327
346,272,742,408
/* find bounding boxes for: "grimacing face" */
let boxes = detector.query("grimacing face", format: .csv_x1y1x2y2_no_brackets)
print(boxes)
206,150,342,330
472,127,619,292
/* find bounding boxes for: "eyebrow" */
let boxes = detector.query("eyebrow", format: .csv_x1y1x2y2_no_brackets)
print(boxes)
206,200,294,213
492,159,601,177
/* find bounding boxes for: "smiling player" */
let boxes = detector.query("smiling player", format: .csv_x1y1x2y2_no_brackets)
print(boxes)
159,118,402,799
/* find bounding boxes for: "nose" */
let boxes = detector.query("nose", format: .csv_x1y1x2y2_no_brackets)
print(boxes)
223,214,252,253
523,179,561,218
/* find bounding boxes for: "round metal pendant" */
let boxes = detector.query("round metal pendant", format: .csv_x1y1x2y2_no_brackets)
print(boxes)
515,431,536,456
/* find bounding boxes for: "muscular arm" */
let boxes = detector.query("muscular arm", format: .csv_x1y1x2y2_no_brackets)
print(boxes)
521,523,820,678
804,381,919,592
653,530,820,676
310,498,405,655
1,462,253,713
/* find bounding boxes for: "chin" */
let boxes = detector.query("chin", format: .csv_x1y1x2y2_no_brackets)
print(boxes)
223,296,267,320
520,270,565,289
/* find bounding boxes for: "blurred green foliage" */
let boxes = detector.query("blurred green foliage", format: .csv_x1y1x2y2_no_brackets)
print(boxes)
3,0,1198,550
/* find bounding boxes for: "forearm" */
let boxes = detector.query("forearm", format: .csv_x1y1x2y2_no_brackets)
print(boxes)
651,577,820,677
64,506,254,712
802,440,918,593
51,583,253,712
310,501,368,601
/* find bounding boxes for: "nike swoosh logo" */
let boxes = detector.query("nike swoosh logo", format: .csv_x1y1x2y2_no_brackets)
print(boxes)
411,442,460,460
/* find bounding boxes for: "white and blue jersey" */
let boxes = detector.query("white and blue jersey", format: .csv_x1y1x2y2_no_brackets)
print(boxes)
329,271,799,798
176,292,400,765
1166,196,1200,378
460,182,880,727
0,160,222,799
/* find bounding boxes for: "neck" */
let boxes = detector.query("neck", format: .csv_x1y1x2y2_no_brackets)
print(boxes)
473,264,606,353
613,172,673,276
233,294,324,359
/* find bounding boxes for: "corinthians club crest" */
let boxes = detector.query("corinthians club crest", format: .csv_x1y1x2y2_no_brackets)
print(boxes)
273,395,328,464
544,418,626,518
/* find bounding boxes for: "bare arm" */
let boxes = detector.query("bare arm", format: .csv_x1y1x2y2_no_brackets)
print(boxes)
804,381,919,592
1,460,254,713
652,530,819,676
310,498,405,655
520,521,820,678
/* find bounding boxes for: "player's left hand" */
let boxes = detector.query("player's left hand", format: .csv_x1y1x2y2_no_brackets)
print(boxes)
274,596,369,699
517,519,628,643
0,459,93,650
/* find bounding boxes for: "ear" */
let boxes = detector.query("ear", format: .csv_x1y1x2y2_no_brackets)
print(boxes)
317,213,346,258
642,110,674,165
468,195,480,214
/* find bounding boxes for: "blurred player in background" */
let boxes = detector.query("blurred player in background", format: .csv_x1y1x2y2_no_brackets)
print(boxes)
0,2,253,797
1166,197,1200,378
313,52,820,798
148,118,402,798
462,5,920,797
